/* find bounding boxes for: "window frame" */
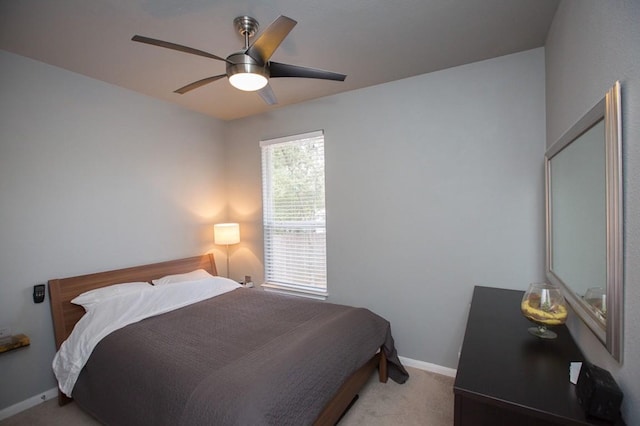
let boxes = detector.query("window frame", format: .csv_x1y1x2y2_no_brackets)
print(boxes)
260,130,328,300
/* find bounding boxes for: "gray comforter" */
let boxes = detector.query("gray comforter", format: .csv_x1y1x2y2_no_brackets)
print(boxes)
72,288,408,425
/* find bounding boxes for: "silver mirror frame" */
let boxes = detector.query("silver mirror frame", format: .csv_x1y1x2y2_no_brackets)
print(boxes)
545,82,623,362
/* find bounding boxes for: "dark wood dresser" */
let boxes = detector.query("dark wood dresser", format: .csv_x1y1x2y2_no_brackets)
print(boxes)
454,286,617,425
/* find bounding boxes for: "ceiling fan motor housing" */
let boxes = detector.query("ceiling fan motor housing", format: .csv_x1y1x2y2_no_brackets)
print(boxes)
226,52,270,77
226,52,269,91
227,52,270,77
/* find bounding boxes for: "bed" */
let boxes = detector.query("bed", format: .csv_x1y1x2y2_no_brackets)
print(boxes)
48,254,408,425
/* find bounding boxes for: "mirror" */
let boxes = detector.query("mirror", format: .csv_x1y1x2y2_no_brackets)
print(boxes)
545,82,623,362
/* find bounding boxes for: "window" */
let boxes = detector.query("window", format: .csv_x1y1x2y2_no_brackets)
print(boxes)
260,130,327,299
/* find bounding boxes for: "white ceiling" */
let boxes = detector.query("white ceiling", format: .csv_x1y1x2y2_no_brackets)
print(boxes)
0,0,559,121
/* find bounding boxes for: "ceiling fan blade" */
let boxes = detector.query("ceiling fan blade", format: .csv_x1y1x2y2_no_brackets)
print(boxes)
258,84,278,105
269,62,346,81
132,35,228,63
174,75,226,94
245,16,297,64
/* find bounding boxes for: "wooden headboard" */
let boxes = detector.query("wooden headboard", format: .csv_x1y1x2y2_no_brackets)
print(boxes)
48,254,218,350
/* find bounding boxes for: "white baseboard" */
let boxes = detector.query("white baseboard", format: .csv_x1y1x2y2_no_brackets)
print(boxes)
0,387,58,421
399,356,457,378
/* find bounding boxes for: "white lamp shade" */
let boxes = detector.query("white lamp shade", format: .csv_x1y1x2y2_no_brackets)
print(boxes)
214,223,240,245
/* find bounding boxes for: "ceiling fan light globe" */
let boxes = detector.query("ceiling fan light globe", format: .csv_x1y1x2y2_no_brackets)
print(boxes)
229,72,268,91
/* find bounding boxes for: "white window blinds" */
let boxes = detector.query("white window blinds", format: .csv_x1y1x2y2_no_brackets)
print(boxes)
260,130,327,297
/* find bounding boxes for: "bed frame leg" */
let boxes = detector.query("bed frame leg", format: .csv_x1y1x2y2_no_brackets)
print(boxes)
378,350,388,383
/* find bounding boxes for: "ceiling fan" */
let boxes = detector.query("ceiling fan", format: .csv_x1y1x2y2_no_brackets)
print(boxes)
132,15,346,105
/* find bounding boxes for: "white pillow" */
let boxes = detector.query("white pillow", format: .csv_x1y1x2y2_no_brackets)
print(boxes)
151,269,214,286
71,282,152,310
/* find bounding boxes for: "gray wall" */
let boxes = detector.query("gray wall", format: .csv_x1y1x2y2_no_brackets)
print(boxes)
0,51,228,409
225,48,547,368
545,1,640,423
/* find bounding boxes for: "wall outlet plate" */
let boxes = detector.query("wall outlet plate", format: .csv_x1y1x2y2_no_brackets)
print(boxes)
33,284,46,303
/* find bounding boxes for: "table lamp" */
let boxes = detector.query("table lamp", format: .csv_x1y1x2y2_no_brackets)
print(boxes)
214,223,240,278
